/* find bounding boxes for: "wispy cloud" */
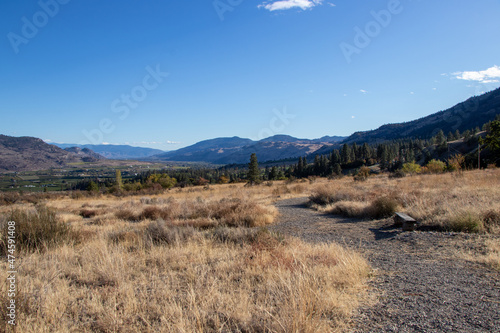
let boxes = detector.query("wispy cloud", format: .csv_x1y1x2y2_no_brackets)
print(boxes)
360,89,367,94
258,0,324,12
453,65,500,84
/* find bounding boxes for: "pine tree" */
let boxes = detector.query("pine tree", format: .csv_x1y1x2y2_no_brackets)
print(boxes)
269,166,278,180
341,144,351,164
247,153,260,184
333,163,342,176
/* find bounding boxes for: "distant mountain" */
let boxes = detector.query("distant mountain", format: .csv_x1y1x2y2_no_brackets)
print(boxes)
151,136,337,164
343,88,500,144
53,143,165,159
313,136,346,143
0,135,103,172
63,147,105,162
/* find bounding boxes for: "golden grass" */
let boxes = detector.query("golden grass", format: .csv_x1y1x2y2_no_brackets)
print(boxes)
461,237,500,271
309,169,500,233
0,181,370,332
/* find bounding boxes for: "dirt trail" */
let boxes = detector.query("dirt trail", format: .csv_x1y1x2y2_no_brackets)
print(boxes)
270,197,500,333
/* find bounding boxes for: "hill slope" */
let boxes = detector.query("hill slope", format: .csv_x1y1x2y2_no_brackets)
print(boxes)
344,88,500,144
0,135,103,172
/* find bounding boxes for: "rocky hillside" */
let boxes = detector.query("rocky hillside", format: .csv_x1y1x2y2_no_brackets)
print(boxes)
0,135,104,172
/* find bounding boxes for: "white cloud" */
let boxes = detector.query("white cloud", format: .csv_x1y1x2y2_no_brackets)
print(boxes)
453,65,500,84
258,0,324,11
360,89,367,94
410,91,414,95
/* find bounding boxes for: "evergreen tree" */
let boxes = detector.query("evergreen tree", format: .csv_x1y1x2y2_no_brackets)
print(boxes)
247,153,260,184
330,150,340,165
361,143,370,160
341,144,351,164
269,166,278,180
333,163,342,176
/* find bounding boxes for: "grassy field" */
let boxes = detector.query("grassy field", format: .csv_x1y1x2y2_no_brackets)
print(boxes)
0,181,370,332
0,169,498,331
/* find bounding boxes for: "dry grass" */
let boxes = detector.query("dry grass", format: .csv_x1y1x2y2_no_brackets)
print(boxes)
461,237,500,271
309,169,500,233
0,181,370,332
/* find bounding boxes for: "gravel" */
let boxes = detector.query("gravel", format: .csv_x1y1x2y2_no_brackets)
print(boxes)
270,197,500,333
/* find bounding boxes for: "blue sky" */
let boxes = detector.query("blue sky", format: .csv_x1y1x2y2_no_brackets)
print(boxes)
1,0,500,150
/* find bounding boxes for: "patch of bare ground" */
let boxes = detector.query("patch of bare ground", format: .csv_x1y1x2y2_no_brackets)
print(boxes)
271,197,500,332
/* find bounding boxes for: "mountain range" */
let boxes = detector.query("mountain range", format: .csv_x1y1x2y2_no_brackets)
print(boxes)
52,143,165,160
1,88,499,171
150,135,345,164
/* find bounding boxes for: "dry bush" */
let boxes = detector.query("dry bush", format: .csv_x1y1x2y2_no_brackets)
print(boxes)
204,198,276,228
0,192,20,205
482,210,500,233
367,197,399,219
115,209,140,222
79,209,98,218
0,205,71,254
145,219,198,246
309,185,354,206
321,196,398,220
325,201,370,218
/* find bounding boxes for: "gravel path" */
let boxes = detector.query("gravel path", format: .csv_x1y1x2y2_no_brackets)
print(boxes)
270,197,500,333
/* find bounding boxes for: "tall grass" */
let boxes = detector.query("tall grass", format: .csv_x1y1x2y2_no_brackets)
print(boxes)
309,169,500,233
0,182,370,332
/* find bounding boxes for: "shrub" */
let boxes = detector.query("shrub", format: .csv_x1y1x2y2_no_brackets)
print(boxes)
482,210,500,232
1,205,71,254
326,201,369,218
0,192,20,205
402,162,421,175
447,154,465,172
309,187,349,206
115,209,140,222
353,166,371,181
145,220,197,245
448,212,484,233
207,199,275,227
140,206,168,220
368,197,399,219
389,169,406,178
79,209,98,218
425,159,446,174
